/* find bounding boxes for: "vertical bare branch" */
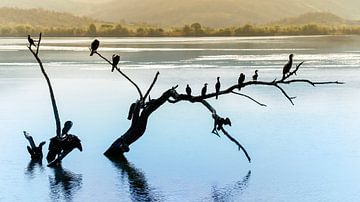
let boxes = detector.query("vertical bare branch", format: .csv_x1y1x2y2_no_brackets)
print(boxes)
28,33,62,137
143,71,160,100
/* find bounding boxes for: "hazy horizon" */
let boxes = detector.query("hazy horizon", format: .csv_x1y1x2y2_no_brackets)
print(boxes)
0,0,359,27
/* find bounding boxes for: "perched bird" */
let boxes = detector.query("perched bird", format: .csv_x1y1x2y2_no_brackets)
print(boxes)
238,73,245,90
215,77,220,99
112,54,120,72
201,83,208,96
186,84,192,96
61,121,73,138
282,54,294,79
90,39,100,56
252,70,258,81
27,35,36,48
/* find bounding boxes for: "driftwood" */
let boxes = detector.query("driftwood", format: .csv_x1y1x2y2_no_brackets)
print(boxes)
91,39,342,163
24,131,45,160
27,33,82,166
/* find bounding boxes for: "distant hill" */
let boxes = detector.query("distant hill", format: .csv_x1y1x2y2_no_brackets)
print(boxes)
1,0,360,27
273,12,359,25
0,7,97,27
88,0,360,27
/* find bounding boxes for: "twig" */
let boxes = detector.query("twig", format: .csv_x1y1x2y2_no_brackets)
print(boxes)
231,91,267,107
143,71,160,101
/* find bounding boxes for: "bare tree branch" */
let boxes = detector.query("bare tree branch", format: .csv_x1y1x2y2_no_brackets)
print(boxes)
94,52,144,100
231,91,267,107
28,33,62,137
92,38,343,163
143,71,160,101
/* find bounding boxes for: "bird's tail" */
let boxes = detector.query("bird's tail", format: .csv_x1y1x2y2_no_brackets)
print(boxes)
216,93,218,99
90,51,94,56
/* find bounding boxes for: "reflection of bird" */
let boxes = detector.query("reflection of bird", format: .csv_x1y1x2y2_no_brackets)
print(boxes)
201,83,208,96
112,54,120,72
238,73,245,90
186,84,192,96
215,77,220,99
282,54,294,79
90,39,100,56
252,70,258,81
28,35,36,48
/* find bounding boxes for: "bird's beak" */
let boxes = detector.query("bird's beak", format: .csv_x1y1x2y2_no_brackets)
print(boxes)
77,143,83,152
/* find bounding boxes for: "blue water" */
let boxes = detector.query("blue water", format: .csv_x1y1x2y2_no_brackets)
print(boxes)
0,36,359,201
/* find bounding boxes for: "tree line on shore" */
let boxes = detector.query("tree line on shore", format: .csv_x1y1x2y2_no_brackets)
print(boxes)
2,23,360,37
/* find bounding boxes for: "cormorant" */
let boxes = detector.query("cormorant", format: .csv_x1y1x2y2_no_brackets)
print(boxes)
27,35,36,48
215,77,220,99
212,116,232,135
90,39,100,56
61,121,73,138
201,83,208,97
238,73,245,90
282,54,294,79
252,70,258,81
186,84,192,96
112,54,120,72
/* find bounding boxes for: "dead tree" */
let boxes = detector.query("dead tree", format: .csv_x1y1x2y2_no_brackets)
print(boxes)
90,40,342,163
27,33,82,167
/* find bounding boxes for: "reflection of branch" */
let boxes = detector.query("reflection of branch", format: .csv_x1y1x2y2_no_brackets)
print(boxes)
28,33,61,137
108,155,163,201
211,170,251,202
48,166,82,201
95,52,144,100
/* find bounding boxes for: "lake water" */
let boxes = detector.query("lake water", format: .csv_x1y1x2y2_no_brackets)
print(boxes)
0,36,359,201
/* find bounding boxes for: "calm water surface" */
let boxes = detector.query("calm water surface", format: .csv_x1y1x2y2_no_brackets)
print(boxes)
0,36,359,201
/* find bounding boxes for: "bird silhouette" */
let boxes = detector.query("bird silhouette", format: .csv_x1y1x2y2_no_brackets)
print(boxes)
215,77,220,99
186,84,192,96
27,35,36,48
61,121,73,138
252,70,258,81
90,39,100,56
112,54,120,72
238,73,245,90
282,54,294,79
201,83,208,97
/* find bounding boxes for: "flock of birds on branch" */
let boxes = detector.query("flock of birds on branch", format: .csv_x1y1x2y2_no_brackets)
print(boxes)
185,54,293,99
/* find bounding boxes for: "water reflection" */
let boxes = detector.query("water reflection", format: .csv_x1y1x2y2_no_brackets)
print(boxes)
25,159,45,179
109,155,163,202
48,166,82,201
210,170,251,202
